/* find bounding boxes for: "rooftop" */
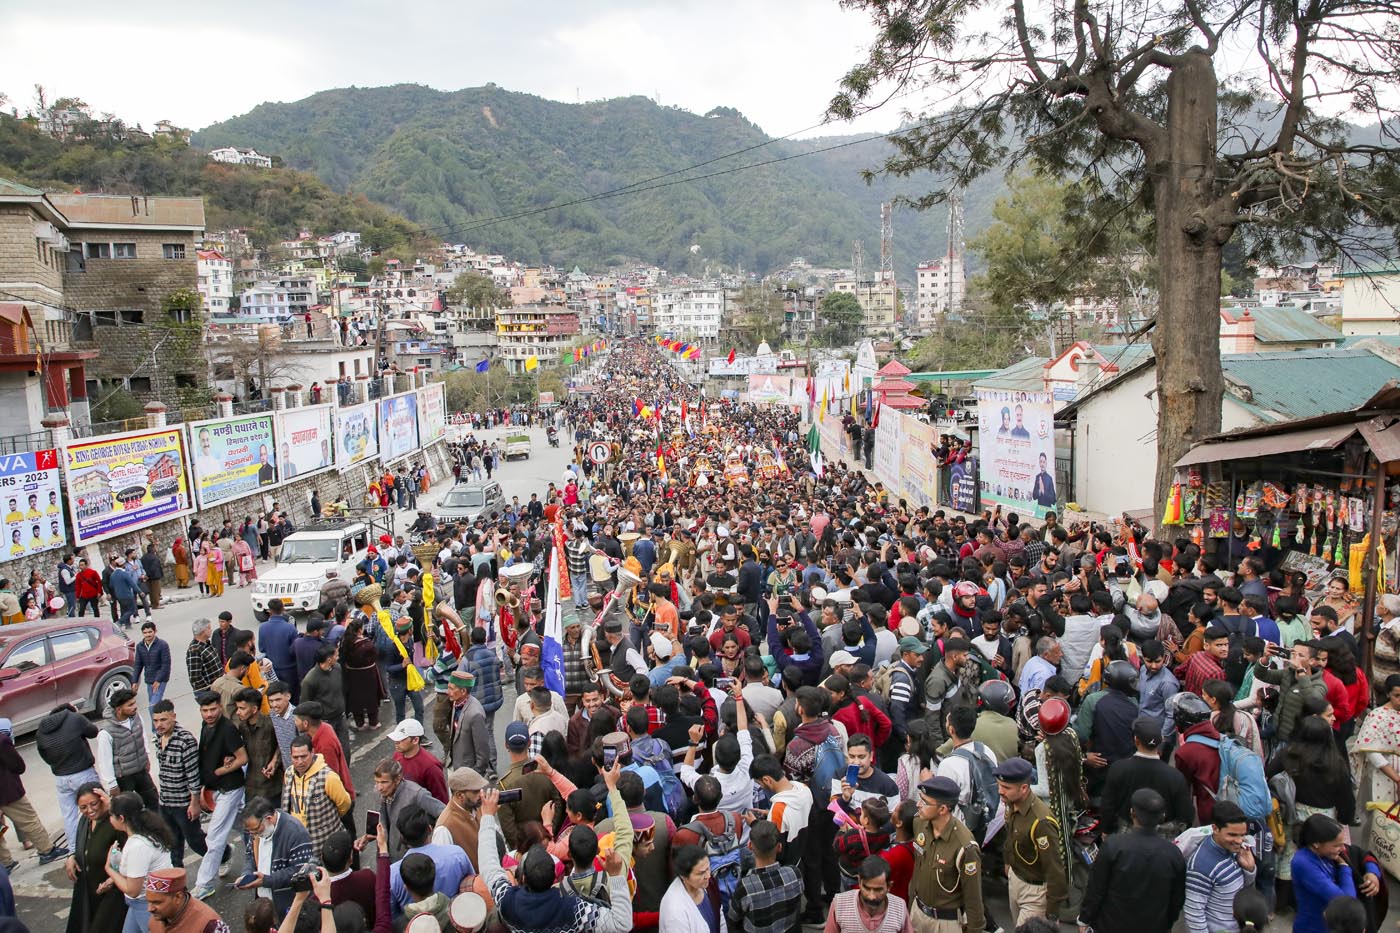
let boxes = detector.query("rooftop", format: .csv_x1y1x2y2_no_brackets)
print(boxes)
47,192,206,230
972,356,1050,392
1233,305,1341,345
1221,347,1400,422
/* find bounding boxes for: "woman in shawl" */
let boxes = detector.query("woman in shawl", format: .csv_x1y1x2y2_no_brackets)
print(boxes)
1352,673,1400,817
65,782,126,933
192,541,209,596
206,539,225,597
239,517,261,562
170,537,190,589
1371,595,1400,701
341,612,385,730
231,535,256,587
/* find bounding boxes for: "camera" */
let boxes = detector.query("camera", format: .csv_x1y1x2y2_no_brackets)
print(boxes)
290,863,320,893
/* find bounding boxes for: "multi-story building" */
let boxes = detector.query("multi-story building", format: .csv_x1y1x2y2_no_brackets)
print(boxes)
915,255,965,324
208,146,274,168
833,279,899,335
496,305,580,374
197,249,234,316
653,287,723,341
237,275,315,324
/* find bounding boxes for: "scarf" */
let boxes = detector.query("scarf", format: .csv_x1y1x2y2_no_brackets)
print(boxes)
378,609,425,692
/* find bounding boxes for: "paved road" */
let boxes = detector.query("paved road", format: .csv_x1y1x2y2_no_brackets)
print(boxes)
10,423,573,931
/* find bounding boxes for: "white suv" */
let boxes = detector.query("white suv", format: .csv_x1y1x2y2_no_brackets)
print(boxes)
251,518,372,620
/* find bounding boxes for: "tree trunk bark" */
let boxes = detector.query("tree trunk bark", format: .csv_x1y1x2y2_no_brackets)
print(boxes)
1151,50,1228,530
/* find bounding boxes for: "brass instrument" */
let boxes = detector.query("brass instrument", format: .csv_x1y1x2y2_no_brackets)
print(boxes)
619,532,640,557
495,590,521,609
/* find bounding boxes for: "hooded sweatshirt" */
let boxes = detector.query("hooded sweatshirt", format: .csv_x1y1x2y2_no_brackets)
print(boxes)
35,707,98,775
783,718,837,785
403,892,452,929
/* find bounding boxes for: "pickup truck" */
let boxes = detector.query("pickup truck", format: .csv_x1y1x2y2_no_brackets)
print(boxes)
504,434,531,460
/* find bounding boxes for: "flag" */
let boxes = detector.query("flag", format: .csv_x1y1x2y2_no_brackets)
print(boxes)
851,393,858,417
633,398,643,417
727,347,736,365
656,441,666,476
844,372,850,393
525,355,539,371
681,400,688,424
541,539,565,695
872,399,881,428
820,387,828,420
806,423,824,478
475,358,489,374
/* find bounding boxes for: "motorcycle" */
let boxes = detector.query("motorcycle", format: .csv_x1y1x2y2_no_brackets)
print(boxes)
546,427,559,447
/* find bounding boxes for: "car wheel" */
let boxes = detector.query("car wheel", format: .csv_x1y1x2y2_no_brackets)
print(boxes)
254,609,269,623
93,671,132,716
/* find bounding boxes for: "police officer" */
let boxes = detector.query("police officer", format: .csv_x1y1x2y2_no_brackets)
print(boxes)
993,757,1068,926
909,776,983,933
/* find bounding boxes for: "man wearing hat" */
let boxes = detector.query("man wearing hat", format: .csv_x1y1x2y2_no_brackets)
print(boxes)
390,719,448,804
994,756,1068,925
146,867,227,933
446,671,491,778
881,637,928,772
909,776,984,933
495,721,561,852
432,768,487,860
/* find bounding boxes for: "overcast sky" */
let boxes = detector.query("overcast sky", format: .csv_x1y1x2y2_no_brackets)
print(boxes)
0,0,912,138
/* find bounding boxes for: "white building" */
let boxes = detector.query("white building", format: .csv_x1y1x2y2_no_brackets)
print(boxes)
1341,265,1400,335
208,147,274,168
234,276,315,324
653,287,724,341
915,255,965,323
196,249,234,316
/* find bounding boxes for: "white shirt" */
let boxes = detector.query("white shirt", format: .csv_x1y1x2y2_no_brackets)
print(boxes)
677,729,754,814
119,835,172,891
768,783,814,840
95,717,138,790
256,822,276,900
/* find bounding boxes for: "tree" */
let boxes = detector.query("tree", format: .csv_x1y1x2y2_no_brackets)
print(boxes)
816,291,864,346
732,285,785,350
444,272,512,333
832,0,1400,520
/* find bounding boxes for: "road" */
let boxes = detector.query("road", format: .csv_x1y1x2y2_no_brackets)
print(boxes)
9,423,573,931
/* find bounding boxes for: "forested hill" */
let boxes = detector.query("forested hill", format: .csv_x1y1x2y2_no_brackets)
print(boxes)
194,84,996,275
0,113,424,255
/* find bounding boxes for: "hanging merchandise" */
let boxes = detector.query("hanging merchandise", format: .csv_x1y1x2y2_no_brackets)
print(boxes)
1162,483,1184,525
1209,508,1230,538
1206,481,1229,510
1237,481,1260,521
1350,497,1366,533
1261,482,1290,510
1184,484,1202,523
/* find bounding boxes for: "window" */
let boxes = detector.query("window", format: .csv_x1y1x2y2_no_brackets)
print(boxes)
4,639,47,671
127,376,152,393
85,242,111,260
113,243,136,259
49,629,94,662
95,310,119,327
162,243,186,260
175,373,198,388
67,249,86,272
167,305,192,324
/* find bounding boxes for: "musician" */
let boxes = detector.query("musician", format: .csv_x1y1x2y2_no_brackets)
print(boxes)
601,617,645,691
646,583,681,643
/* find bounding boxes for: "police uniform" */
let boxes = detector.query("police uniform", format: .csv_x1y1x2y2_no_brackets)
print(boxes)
994,757,1067,925
910,777,984,933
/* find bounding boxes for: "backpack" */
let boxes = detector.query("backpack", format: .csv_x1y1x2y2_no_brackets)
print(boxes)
951,743,1000,839
810,731,846,799
872,662,913,708
684,816,748,911
632,736,686,816
1184,733,1272,822
557,869,610,908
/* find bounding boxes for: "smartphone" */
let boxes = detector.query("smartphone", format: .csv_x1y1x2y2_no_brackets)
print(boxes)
521,759,538,774
716,676,736,689
498,788,524,804
602,745,618,769
845,764,860,787
365,810,380,837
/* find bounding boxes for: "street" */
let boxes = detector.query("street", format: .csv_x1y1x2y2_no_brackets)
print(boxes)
8,423,572,931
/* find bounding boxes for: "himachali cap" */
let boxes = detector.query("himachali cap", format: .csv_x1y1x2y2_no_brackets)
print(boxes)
405,915,441,933
449,892,488,932
146,867,187,894
449,670,476,690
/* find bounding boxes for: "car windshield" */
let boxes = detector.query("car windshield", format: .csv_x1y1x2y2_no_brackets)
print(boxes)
277,538,341,563
441,489,485,509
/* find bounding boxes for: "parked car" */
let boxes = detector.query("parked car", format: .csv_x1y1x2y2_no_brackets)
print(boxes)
0,619,136,736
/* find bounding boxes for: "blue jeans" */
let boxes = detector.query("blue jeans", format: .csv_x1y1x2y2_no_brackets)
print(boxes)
55,768,99,850
146,682,165,725
123,896,148,933
194,787,244,890
570,572,589,608
388,675,424,723
62,591,76,617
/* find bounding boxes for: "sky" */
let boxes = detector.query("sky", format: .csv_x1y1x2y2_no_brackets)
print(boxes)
0,0,913,139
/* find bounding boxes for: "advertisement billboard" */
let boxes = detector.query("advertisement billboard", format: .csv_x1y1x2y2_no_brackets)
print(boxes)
273,405,335,480
416,382,446,445
895,415,939,511
187,414,278,509
977,389,1057,518
872,412,903,490
335,401,379,469
1,449,66,558
62,427,193,546
379,392,420,463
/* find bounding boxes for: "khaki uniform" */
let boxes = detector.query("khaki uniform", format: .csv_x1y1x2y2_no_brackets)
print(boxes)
496,759,560,851
1002,794,1067,925
909,815,984,933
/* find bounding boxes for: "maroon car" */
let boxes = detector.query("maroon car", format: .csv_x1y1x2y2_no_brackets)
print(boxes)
0,618,135,736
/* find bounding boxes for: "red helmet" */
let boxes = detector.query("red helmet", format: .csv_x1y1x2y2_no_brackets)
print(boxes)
953,581,981,601
1038,697,1071,736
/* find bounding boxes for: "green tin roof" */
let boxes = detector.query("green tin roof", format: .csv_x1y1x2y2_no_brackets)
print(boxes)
0,177,44,197
1222,347,1400,421
1234,305,1342,345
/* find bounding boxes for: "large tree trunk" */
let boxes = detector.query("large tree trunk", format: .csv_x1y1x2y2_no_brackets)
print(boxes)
1151,50,1227,530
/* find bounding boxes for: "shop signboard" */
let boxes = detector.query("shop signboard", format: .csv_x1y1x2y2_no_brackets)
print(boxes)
416,381,447,444
335,401,379,469
187,414,278,509
0,449,66,558
976,389,1058,519
273,404,335,480
62,427,193,546
379,392,420,463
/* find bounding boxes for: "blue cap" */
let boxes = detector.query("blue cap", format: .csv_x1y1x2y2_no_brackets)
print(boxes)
992,757,1034,783
505,721,530,751
917,776,961,801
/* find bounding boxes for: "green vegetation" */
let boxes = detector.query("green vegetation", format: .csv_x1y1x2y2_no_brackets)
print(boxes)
816,291,863,347
729,285,784,351
439,368,563,413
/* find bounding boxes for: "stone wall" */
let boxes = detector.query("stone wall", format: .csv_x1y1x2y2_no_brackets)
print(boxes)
0,204,65,301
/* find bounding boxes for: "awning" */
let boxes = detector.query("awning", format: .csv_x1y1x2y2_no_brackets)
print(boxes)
1359,415,1400,464
1174,422,1358,467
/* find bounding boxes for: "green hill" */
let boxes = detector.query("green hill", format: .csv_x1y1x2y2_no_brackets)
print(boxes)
0,113,424,254
194,84,993,276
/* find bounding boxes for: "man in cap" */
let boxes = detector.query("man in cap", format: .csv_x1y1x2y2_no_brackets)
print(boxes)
389,719,448,804
432,767,486,860
446,671,491,778
994,756,1068,925
495,721,561,852
145,867,228,933
882,636,928,772
909,776,983,933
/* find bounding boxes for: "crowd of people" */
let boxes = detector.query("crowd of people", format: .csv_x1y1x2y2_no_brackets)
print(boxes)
3,338,1399,933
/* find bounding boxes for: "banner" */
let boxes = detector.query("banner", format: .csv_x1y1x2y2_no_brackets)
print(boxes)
62,427,193,546
188,414,278,509
273,404,335,480
873,412,903,489
894,415,939,510
379,392,420,463
1,449,66,558
951,456,979,513
416,382,447,445
335,401,379,469
977,389,1057,518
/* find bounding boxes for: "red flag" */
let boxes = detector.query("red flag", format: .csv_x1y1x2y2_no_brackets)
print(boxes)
872,400,881,428
727,348,736,365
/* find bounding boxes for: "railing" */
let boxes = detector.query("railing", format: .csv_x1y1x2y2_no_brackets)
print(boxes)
0,428,55,456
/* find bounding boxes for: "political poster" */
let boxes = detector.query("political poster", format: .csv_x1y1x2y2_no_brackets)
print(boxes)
895,415,939,510
0,449,66,558
273,405,335,481
62,427,193,546
379,392,420,463
873,411,903,490
187,414,278,509
977,389,1057,518
416,382,447,444
335,401,379,469
950,456,980,513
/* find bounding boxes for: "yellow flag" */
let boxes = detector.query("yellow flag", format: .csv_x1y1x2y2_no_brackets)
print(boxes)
844,372,850,392
850,392,858,416
525,355,539,371
820,387,828,419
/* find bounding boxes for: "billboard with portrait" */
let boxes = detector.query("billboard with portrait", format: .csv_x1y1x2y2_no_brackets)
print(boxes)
335,401,379,469
416,381,446,444
1,449,66,558
187,414,278,509
378,392,420,463
273,404,335,481
62,427,193,546
977,389,1057,518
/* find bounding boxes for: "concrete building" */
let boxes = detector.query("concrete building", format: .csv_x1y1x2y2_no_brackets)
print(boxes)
653,287,724,341
915,256,965,324
196,249,233,316
235,276,315,324
208,146,273,168
833,279,899,335
496,305,580,374
1341,265,1400,335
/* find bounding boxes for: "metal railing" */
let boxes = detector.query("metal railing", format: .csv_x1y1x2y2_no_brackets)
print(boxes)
0,428,55,456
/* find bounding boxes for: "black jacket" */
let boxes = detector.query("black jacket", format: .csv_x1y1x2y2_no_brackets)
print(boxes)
1099,754,1196,834
35,707,98,776
1079,827,1186,933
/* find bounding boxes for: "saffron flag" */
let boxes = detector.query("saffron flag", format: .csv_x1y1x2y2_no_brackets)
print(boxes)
475,358,489,374
727,347,736,365
525,355,539,371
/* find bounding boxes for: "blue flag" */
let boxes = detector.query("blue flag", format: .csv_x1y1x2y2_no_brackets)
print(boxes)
475,358,489,373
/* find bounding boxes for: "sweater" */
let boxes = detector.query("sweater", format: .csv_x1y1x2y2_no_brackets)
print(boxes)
1290,848,1357,933
243,811,315,916
282,754,351,854
1184,836,1255,933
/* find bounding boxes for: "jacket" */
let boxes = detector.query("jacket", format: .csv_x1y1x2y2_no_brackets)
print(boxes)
1079,827,1186,933
0,734,26,805
1252,662,1327,740
1173,720,1223,824
108,567,138,602
258,617,298,671
659,876,727,933
782,718,837,785
450,695,492,775
243,810,315,915
74,568,102,600
831,695,891,747
282,754,351,854
462,645,505,713
300,664,346,722
133,638,172,686
35,707,97,776
141,551,165,582
379,778,445,861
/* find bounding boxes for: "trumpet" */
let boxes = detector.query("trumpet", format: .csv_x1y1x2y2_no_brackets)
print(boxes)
495,590,521,610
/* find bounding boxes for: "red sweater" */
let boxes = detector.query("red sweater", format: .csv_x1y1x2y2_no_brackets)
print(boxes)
75,567,103,600
313,722,354,796
1174,720,1222,824
832,695,891,747
880,839,916,903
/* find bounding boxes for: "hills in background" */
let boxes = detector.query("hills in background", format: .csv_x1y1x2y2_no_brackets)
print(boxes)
194,83,999,277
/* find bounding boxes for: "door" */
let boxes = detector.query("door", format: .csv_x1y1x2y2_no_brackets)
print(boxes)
0,636,55,731
46,627,99,711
